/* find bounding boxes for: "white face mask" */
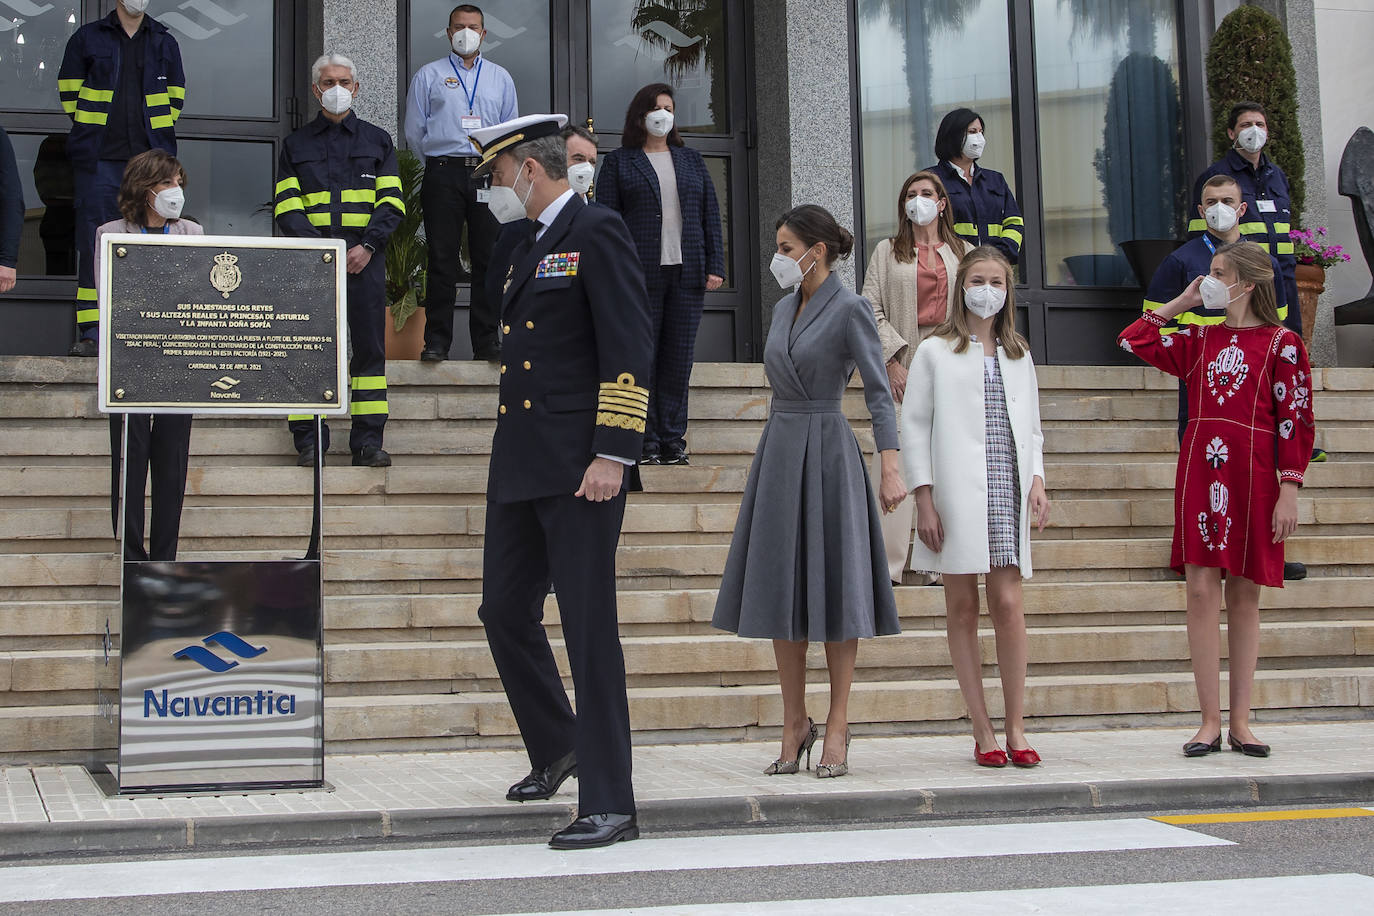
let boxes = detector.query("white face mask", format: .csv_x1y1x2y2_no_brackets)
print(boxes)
122,0,150,14
1204,202,1239,234
964,283,1006,319
151,186,184,220
1199,275,1240,311
451,27,482,57
488,166,535,224
905,195,939,227
567,162,595,195
770,247,816,290
962,131,986,160
320,85,353,115
1236,125,1267,153
645,109,674,138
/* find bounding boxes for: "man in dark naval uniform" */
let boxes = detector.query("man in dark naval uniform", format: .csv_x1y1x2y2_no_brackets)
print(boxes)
470,114,652,850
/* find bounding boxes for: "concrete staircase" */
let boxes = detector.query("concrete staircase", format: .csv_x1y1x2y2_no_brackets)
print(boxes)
1,357,1372,763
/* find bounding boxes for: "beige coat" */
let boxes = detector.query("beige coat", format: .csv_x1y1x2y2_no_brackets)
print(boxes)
860,237,964,369
900,335,1046,577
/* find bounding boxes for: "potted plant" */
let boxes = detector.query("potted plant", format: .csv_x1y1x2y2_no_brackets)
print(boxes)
385,149,428,359
1290,227,1352,346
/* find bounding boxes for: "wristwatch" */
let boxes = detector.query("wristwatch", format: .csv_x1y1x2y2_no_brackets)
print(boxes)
361,242,376,253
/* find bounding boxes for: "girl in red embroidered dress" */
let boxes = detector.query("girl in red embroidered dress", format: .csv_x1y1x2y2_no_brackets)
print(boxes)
1119,241,1313,759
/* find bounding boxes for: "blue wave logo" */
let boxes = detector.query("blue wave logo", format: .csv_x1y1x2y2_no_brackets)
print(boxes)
173,631,268,672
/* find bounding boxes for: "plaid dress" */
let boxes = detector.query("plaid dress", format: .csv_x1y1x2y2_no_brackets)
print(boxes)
984,356,1022,568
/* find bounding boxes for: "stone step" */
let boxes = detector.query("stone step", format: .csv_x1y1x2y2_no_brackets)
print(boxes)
5,666,1371,756
5,577,1371,645
6,620,1371,701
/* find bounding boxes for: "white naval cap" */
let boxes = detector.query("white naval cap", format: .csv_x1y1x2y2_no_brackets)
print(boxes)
471,114,569,177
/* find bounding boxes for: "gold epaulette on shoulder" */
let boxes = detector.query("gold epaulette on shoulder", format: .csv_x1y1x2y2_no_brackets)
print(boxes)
597,372,649,433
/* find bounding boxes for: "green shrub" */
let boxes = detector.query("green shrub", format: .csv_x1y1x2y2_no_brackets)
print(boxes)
1204,5,1305,224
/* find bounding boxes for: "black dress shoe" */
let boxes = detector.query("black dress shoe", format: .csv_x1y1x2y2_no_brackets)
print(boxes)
67,338,98,357
1228,731,1271,757
506,749,576,802
549,813,638,850
1283,561,1307,581
472,346,502,362
1182,735,1221,757
420,348,446,362
638,450,661,466
659,446,689,466
296,447,324,468
351,446,392,467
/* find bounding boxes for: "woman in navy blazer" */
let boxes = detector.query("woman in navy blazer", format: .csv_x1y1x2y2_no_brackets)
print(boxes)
598,83,725,465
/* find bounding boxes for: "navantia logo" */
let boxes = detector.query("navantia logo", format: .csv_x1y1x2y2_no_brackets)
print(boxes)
174,631,266,672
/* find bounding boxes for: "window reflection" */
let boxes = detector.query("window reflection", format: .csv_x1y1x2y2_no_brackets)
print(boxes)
1,1,79,113
165,0,273,120
703,155,731,287
8,132,77,277
590,0,726,134
406,0,551,114
1034,0,1184,288
176,139,273,236
856,0,1014,263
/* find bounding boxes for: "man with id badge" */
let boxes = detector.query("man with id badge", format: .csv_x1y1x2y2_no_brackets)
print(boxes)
404,3,518,362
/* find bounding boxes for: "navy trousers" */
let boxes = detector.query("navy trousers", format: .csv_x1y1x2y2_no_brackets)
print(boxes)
478,492,636,816
73,159,126,340
289,252,388,454
420,158,501,357
109,413,192,561
643,264,704,453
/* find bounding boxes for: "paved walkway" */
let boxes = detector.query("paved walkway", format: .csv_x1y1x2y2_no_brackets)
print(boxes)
2,722,1372,855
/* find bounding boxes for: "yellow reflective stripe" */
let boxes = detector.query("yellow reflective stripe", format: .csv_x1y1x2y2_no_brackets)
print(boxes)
985,223,1003,237
303,191,331,207
953,222,976,237
78,86,114,103
1142,299,1166,313
149,114,175,130
376,196,406,214
1002,216,1025,227
306,213,332,227
76,287,97,301
73,110,109,125
276,177,303,195
1177,310,1226,326
1239,223,1267,235
1002,229,1023,247
340,213,370,227
58,78,83,92
76,308,100,324
169,108,183,124
167,85,186,101
61,99,78,115
1275,242,1295,255
1274,222,1291,233
287,414,316,422
1187,217,1206,233
350,376,387,391
1277,302,1289,319
145,91,170,107
350,400,388,416
340,189,377,204
274,198,305,217
374,175,403,191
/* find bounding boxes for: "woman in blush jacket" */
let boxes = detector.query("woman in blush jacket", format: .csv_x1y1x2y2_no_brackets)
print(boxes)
901,246,1050,768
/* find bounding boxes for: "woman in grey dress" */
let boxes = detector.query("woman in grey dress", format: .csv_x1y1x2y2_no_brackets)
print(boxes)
713,205,907,779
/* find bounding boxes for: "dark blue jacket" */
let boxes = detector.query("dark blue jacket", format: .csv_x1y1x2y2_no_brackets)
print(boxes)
928,160,1024,264
596,145,724,287
1143,231,1288,329
0,126,22,270
57,11,184,166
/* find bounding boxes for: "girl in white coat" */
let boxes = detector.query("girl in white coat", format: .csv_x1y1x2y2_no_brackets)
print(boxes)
901,247,1050,768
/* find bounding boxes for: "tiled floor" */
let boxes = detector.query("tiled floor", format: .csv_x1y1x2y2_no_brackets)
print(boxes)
3,721,1371,825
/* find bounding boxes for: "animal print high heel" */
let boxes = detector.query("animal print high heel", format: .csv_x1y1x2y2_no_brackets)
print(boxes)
764,718,818,774
815,728,852,779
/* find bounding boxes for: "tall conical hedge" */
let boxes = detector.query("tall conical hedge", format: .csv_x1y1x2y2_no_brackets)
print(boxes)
1205,5,1305,224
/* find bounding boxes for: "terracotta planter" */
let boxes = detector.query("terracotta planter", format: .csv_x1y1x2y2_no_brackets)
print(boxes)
385,305,427,360
1294,262,1324,349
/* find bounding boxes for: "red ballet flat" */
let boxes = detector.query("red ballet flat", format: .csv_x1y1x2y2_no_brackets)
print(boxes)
974,743,1008,768
1008,746,1042,768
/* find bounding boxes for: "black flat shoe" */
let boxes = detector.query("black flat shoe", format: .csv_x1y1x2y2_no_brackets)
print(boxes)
1228,731,1271,758
1183,735,1222,757
351,446,392,467
506,749,577,802
296,447,324,468
419,348,446,362
549,812,638,850
1283,561,1307,581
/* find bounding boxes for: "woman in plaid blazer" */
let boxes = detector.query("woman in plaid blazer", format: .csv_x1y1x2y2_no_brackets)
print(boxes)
597,82,725,465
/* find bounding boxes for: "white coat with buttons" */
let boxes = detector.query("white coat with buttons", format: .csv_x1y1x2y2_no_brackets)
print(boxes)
899,334,1046,577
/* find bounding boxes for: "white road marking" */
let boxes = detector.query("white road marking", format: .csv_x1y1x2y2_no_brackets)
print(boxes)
487,874,1374,915
0,818,1228,903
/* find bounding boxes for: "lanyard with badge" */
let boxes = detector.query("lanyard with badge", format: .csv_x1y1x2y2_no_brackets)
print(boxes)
450,55,484,131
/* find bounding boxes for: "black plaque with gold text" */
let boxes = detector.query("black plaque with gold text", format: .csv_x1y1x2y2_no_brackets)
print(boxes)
98,235,349,414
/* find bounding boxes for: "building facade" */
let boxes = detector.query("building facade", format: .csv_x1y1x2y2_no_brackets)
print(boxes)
0,0,1360,365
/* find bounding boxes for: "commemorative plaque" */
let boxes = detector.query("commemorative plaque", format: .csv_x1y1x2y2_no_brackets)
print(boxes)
98,234,348,415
